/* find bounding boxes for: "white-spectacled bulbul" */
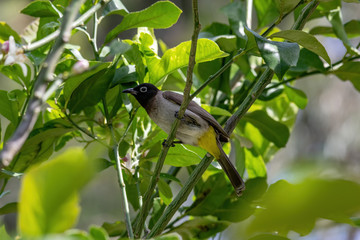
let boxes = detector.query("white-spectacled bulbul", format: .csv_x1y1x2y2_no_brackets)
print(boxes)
123,83,245,196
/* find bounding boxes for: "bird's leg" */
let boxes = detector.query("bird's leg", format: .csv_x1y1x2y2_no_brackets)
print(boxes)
175,111,183,120
162,139,183,147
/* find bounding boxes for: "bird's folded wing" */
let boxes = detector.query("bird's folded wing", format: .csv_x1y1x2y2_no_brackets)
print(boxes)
162,91,229,142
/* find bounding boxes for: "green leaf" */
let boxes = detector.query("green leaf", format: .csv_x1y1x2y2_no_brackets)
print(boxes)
254,0,279,28
105,1,182,44
0,90,19,124
89,225,110,240
332,62,360,91
68,67,115,113
275,0,301,18
0,22,21,43
102,221,126,237
201,104,232,117
154,233,182,240
21,0,61,17
248,178,360,236
158,178,173,205
9,119,74,173
0,225,12,240
63,62,110,101
148,38,228,83
245,27,300,79
187,173,232,217
170,217,230,240
249,234,290,240
149,198,167,229
269,30,331,65
284,85,308,109
18,148,96,236
0,202,17,215
244,147,267,179
221,1,247,46
243,110,290,148
310,20,360,39
289,48,325,72
325,6,360,55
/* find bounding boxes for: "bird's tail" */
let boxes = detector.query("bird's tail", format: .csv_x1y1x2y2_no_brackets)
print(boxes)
216,139,246,196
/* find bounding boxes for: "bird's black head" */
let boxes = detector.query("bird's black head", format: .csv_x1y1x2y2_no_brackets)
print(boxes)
122,83,159,108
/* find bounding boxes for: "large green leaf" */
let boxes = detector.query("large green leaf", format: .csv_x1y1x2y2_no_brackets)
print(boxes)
245,28,300,79
105,1,182,44
243,110,290,148
67,67,115,113
332,62,360,91
18,148,96,236
284,85,308,109
269,30,331,65
248,178,360,236
20,0,61,18
254,0,279,28
63,62,110,101
147,38,228,83
0,22,21,43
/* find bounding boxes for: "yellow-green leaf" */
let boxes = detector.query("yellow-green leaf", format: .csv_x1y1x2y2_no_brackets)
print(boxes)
147,39,228,83
18,148,96,237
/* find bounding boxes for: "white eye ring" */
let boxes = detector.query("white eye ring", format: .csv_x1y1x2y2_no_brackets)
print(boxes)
140,86,147,93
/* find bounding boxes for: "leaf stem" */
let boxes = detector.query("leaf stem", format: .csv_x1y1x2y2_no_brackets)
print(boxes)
133,0,201,237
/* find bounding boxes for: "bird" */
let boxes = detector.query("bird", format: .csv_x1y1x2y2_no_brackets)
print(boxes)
122,83,245,196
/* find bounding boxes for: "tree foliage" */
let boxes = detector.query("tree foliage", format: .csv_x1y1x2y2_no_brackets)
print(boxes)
0,0,360,239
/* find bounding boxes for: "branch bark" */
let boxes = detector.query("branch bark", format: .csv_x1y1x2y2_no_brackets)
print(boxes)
133,0,201,238
0,0,85,168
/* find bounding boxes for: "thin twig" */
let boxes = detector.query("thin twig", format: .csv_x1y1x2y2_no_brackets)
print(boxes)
103,98,134,239
133,0,201,238
22,0,111,52
0,0,85,168
147,0,321,237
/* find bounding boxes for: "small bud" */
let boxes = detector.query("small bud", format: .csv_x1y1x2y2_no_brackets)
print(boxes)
72,59,89,74
1,40,10,54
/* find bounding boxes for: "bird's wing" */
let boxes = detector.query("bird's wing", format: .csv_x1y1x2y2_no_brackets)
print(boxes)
162,91,229,142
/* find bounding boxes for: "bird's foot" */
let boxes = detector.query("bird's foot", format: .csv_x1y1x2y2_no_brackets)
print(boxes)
162,139,182,147
174,111,183,120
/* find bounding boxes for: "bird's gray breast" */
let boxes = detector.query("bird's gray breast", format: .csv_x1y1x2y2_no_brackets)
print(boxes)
148,93,209,146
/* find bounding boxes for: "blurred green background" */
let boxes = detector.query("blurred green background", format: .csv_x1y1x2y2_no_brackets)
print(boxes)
1,0,360,239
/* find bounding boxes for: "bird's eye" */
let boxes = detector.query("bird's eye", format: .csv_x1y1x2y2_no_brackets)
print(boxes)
140,86,147,93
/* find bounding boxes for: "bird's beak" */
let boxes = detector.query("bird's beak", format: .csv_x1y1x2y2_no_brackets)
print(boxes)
122,88,137,95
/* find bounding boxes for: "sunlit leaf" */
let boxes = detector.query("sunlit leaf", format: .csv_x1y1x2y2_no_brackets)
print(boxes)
20,0,61,18
102,221,126,237
254,0,279,28
243,110,290,148
148,39,228,83
18,148,96,236
0,22,21,43
105,1,182,44
0,226,12,240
